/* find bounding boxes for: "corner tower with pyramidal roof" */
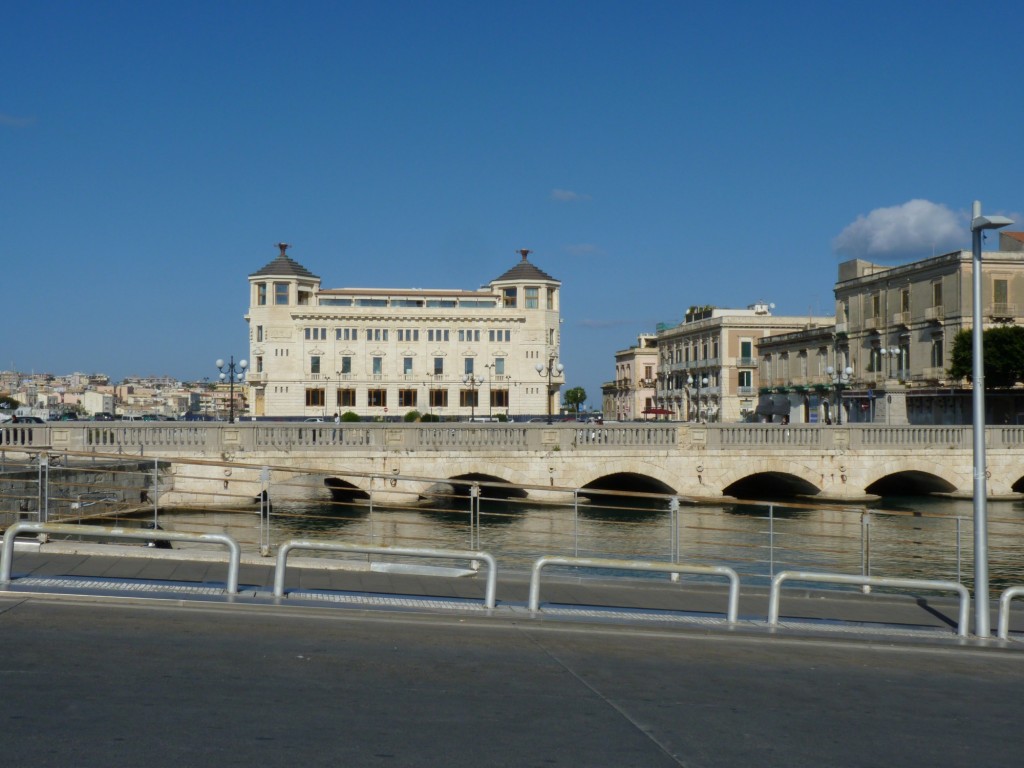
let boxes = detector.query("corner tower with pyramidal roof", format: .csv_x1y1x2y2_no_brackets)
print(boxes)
243,244,562,420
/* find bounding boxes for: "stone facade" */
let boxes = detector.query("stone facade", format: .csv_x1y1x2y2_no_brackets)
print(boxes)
245,245,563,420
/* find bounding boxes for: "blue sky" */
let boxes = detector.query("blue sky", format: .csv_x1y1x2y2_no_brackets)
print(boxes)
4,1,1022,406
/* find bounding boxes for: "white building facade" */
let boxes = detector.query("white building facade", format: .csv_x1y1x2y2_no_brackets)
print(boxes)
245,245,563,420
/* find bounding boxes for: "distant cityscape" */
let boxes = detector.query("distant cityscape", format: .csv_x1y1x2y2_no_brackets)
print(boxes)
0,370,240,421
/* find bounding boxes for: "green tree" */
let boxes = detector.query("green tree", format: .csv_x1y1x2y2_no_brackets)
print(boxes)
0,394,21,409
948,326,1024,387
563,386,587,414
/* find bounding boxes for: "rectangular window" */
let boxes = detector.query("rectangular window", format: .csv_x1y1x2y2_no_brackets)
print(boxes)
931,337,944,368
460,390,479,407
429,389,448,408
994,278,1009,314
310,356,321,374
933,281,943,308
399,389,417,407
738,370,752,388
274,282,289,305
305,388,325,407
403,357,413,375
256,325,263,342
546,288,554,310
464,358,474,375
494,358,505,376
490,389,509,408
740,339,752,359
433,357,444,375
340,356,351,374
338,389,355,407
255,356,263,373
503,287,516,308
525,287,539,309
258,283,267,305
367,389,387,407
305,328,311,340
372,357,383,376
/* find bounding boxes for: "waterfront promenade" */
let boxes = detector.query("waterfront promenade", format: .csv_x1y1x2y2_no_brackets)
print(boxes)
2,546,1024,767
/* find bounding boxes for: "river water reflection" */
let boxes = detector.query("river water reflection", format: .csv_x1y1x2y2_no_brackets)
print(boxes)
159,479,1024,589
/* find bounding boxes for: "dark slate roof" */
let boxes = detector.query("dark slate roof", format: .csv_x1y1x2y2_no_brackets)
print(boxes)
249,243,320,280
491,250,559,283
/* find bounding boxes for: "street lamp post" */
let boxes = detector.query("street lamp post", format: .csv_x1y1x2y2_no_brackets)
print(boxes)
826,366,853,425
686,375,707,422
462,374,483,421
535,359,564,424
216,357,247,423
880,347,903,379
970,200,1013,638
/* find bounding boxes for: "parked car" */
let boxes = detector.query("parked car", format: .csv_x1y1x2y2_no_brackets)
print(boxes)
13,415,45,424
93,412,116,421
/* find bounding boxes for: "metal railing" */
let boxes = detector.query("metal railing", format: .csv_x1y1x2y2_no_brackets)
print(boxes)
527,555,740,621
0,521,241,593
768,570,970,637
272,540,497,608
997,585,1024,640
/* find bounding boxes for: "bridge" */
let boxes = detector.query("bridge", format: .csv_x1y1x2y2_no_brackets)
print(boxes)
4,421,1023,505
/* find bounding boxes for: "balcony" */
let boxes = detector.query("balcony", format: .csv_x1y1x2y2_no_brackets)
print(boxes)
835,321,848,334
246,372,267,384
736,357,757,368
736,385,756,396
863,316,880,330
987,302,1017,319
924,305,944,321
891,311,910,326
921,366,946,381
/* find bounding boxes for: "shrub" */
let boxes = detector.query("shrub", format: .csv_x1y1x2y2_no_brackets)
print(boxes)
340,411,362,422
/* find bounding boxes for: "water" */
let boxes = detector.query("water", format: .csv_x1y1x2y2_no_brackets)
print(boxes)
152,479,1024,589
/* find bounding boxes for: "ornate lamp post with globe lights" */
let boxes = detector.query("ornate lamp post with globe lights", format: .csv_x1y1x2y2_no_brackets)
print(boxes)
216,357,247,423
462,374,484,421
686,374,707,422
535,358,564,424
826,365,853,425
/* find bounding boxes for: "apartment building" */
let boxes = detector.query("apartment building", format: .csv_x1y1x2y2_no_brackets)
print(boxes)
654,304,833,422
245,245,563,419
601,334,658,421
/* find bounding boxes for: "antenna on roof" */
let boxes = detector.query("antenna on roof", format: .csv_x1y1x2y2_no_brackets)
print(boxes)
276,242,290,257
517,248,532,261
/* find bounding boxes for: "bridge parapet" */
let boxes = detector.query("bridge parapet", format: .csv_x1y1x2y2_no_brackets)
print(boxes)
8,421,1024,455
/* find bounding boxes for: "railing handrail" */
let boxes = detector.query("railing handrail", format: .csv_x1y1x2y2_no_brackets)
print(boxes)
768,570,970,637
528,555,740,622
0,522,241,593
997,585,1024,640
273,540,498,608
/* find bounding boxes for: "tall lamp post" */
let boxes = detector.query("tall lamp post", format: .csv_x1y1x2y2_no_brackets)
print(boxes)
826,366,853,424
216,357,247,423
876,348,901,380
462,374,483,421
686,375,707,422
970,200,1013,637
535,358,564,424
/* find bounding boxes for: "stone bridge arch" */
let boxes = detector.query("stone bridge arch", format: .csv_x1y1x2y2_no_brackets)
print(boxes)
717,459,825,500
862,463,959,497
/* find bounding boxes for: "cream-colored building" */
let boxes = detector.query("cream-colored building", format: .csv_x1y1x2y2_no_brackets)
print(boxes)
244,245,563,420
601,334,658,421
655,304,834,422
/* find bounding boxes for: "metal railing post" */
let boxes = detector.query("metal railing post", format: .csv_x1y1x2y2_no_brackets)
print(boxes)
861,511,872,593
768,504,775,579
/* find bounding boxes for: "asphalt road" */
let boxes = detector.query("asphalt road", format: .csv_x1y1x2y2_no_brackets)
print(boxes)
1,595,1022,768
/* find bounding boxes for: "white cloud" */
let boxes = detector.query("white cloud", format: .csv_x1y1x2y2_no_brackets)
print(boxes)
564,243,601,256
0,113,34,127
550,188,590,202
832,199,966,260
